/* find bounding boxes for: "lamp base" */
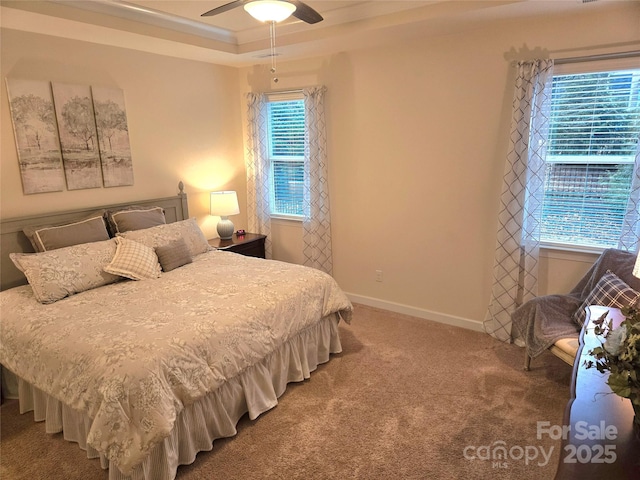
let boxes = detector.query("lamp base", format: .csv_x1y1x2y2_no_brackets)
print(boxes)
217,217,235,240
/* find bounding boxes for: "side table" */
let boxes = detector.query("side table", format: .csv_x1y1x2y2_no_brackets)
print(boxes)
208,233,266,259
554,305,640,479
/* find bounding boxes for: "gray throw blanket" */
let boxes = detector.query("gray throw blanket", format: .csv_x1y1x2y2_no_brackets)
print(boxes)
511,248,640,359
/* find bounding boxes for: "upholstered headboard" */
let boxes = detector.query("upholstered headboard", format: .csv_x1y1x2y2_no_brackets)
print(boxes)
0,182,189,291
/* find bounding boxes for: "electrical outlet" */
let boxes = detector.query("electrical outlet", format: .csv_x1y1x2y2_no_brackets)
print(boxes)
375,269,383,282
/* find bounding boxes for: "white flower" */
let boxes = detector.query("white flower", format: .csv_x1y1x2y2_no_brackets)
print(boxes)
604,324,628,356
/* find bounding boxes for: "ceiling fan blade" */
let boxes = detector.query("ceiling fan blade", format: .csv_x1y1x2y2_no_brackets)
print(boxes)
289,1,323,24
201,0,245,17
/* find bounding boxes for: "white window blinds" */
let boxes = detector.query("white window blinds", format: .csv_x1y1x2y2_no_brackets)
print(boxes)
541,68,640,248
267,97,305,217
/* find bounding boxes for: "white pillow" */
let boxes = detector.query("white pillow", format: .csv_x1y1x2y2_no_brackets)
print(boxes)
119,218,211,257
10,239,121,304
104,237,162,281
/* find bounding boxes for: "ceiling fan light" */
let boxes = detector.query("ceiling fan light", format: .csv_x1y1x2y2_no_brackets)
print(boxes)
244,0,296,23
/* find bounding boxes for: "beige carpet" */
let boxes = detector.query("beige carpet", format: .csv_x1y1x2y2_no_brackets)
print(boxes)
0,304,572,479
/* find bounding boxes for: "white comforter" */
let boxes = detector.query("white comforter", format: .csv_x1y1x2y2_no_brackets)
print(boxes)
0,250,352,474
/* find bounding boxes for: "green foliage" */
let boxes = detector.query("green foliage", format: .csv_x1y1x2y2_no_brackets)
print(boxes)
540,70,640,248
585,306,640,406
548,72,640,156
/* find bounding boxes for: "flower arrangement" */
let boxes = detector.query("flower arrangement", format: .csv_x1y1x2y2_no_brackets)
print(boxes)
585,306,640,420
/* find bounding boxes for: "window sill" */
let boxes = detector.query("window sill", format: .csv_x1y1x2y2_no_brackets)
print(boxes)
540,241,606,255
540,242,603,262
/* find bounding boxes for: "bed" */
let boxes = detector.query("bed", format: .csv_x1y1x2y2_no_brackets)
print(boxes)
0,183,352,480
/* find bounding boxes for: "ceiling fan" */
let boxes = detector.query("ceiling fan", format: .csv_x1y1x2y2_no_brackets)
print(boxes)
201,0,323,24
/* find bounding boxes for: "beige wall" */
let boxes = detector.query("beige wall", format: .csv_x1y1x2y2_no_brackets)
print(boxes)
0,29,246,240
240,3,640,328
1,3,639,331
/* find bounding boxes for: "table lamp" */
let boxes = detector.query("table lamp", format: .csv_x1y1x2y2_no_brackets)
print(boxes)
210,191,240,240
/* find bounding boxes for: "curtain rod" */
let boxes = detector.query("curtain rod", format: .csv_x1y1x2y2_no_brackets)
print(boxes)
554,50,640,65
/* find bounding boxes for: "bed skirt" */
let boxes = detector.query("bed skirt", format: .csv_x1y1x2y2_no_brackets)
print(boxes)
14,313,343,480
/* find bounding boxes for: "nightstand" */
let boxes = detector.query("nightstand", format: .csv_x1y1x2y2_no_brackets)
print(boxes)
208,233,266,259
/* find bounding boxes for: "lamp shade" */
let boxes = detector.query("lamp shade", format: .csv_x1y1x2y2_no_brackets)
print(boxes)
210,191,240,217
244,0,296,22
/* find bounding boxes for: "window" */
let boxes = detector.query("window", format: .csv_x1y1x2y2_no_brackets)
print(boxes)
266,94,305,217
541,67,640,249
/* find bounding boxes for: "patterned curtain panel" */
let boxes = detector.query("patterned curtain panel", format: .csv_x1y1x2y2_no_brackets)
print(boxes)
618,139,640,252
484,59,554,343
302,86,333,275
245,92,272,258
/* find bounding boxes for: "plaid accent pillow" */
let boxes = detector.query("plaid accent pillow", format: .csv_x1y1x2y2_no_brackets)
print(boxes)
104,237,162,281
573,270,640,326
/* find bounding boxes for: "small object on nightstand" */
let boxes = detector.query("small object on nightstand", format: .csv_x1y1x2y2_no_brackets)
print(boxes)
236,229,245,236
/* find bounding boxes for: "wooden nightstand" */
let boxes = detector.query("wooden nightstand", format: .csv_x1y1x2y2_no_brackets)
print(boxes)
208,233,266,259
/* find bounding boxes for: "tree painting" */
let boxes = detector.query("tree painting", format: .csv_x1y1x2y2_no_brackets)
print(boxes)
52,82,102,190
5,79,65,194
92,86,134,187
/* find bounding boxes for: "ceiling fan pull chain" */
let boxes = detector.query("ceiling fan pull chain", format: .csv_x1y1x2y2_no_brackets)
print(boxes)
270,21,279,83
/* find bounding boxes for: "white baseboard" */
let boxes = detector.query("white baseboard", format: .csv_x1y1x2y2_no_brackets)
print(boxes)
346,293,485,333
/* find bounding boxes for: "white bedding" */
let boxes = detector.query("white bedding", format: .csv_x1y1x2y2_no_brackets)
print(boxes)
0,250,352,476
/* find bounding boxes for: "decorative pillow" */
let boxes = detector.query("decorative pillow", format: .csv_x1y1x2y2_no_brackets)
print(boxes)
119,218,210,257
23,212,109,252
573,270,640,326
104,237,162,281
155,238,193,272
105,206,166,235
9,239,121,304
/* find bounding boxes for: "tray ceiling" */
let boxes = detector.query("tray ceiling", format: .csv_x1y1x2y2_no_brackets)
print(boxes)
0,0,618,66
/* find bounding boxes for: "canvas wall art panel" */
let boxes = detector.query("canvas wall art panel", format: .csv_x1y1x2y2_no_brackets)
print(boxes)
52,82,102,190
91,86,134,187
5,79,65,194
